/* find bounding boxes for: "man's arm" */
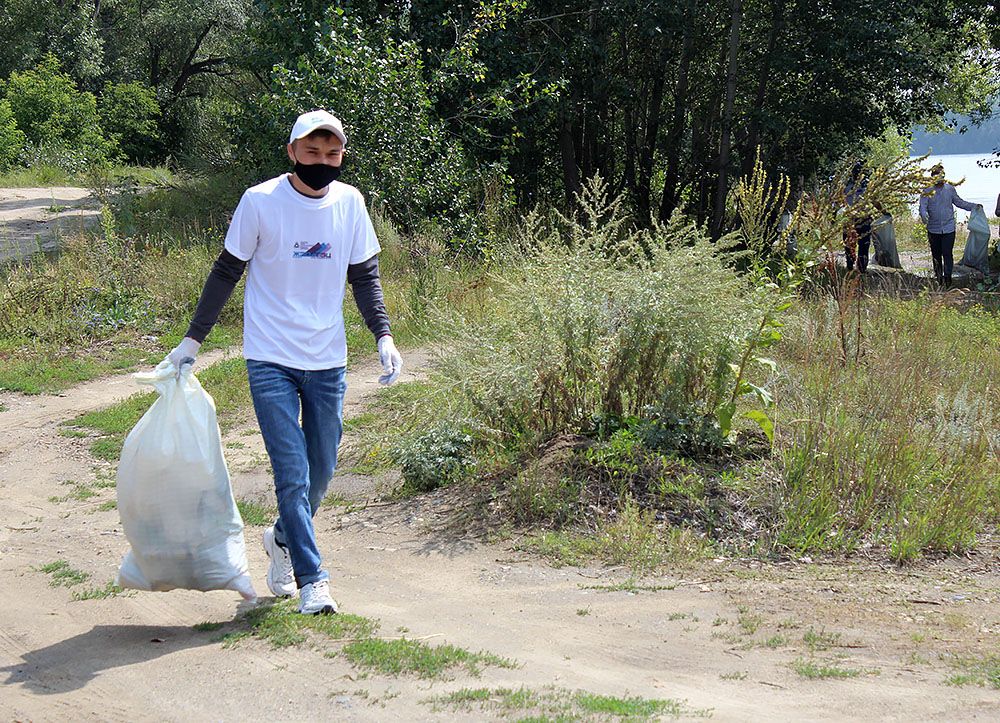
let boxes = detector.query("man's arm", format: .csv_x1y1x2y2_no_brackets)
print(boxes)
186,249,248,343
951,186,977,212
347,255,390,340
918,193,929,224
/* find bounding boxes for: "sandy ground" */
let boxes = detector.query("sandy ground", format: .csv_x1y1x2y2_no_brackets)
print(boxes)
1,348,999,721
0,187,100,263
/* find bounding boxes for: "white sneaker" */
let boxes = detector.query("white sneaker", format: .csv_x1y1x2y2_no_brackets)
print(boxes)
262,526,296,598
298,580,338,615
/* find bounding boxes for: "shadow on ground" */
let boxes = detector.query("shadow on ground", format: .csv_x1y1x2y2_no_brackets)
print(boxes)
1,623,220,695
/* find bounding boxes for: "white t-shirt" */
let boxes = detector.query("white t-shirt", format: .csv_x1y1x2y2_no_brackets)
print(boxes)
223,174,381,370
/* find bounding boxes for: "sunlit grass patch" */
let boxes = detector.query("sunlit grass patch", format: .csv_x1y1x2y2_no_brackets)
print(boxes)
236,499,277,527
338,638,516,679
220,599,378,649
944,654,1000,689
37,560,90,587
790,658,874,680
72,581,129,601
428,686,710,719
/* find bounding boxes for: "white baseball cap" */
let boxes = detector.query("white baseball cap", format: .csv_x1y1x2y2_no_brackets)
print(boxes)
288,110,347,146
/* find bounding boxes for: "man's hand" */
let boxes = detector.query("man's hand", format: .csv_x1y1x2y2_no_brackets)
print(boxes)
166,337,201,379
377,335,402,385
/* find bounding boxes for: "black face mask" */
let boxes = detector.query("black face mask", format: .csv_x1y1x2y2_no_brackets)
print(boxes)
293,161,342,191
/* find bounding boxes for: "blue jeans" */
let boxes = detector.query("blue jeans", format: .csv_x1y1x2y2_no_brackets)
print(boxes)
246,360,346,588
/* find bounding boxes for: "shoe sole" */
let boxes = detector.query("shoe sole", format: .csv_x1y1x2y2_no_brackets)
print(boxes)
298,604,337,615
262,528,296,598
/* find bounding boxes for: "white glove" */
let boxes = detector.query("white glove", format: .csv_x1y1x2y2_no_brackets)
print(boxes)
377,335,402,385
166,337,201,379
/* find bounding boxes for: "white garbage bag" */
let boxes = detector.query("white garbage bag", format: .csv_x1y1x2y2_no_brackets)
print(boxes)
959,206,991,272
871,213,902,269
116,359,256,600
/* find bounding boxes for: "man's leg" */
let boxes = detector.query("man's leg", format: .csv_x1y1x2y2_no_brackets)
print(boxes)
928,232,944,284
942,231,956,286
843,229,856,271
300,367,347,515
246,360,327,589
856,222,871,273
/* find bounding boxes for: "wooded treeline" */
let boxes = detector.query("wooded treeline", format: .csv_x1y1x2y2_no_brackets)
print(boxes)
2,0,998,235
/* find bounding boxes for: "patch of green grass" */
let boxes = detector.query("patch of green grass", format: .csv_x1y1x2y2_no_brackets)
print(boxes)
38,560,90,587
236,499,277,527
339,637,517,679
763,634,788,649
790,658,867,680
342,411,377,433
429,686,709,720
72,581,128,601
0,402,7,412
0,343,159,395
520,531,602,568
944,654,1000,689
575,692,688,718
97,499,117,511
803,627,841,652
720,671,748,681
737,607,763,635
582,579,677,594
221,599,378,649
576,608,590,616
225,441,247,450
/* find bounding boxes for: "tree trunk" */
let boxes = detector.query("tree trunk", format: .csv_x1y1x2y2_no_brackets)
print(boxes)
559,117,582,208
742,0,785,177
659,0,698,222
636,37,668,222
710,0,742,238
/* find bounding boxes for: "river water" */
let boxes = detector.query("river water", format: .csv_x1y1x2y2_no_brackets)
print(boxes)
910,153,999,219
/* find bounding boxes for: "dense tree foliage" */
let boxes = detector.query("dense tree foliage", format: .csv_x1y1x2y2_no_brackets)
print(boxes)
2,0,997,235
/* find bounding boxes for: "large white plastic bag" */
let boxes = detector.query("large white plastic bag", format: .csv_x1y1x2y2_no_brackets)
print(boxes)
116,359,256,600
959,206,992,272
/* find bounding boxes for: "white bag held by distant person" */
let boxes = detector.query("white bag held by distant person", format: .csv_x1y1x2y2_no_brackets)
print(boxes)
871,213,902,269
116,359,256,600
959,205,991,273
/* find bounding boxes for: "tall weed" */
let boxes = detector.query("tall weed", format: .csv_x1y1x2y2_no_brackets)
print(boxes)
774,297,1000,560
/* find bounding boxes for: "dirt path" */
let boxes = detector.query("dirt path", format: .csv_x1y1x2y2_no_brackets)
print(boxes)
1,352,999,720
0,186,99,263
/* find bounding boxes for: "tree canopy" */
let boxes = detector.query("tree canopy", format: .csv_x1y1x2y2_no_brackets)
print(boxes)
2,0,997,234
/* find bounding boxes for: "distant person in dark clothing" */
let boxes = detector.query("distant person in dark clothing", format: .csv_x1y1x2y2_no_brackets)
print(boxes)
918,163,982,287
844,162,873,273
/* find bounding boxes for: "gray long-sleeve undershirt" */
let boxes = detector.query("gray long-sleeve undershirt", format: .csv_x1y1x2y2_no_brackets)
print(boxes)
185,249,391,344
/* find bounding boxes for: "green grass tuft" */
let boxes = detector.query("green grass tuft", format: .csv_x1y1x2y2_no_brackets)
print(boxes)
575,692,688,717
945,654,1000,689
221,599,378,649
790,658,867,679
236,499,277,527
38,560,90,587
72,581,128,601
339,637,517,679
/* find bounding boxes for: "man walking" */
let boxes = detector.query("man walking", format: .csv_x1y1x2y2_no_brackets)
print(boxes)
166,109,403,614
919,163,982,287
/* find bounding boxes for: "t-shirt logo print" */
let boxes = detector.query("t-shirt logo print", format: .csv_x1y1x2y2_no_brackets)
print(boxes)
293,242,332,259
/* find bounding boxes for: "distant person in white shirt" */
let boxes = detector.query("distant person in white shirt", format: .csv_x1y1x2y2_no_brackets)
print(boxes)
164,110,403,615
918,163,983,288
